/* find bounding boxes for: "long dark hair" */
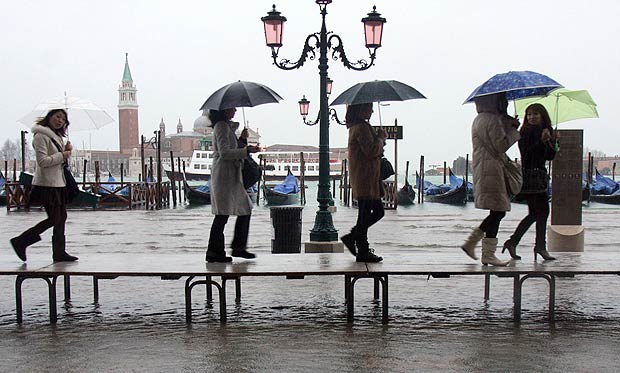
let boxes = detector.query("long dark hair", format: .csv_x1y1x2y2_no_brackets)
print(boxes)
36,109,70,137
207,109,227,127
521,103,553,134
345,103,373,124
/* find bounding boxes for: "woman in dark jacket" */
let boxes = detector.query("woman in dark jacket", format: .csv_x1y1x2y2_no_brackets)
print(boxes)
341,103,387,263
503,103,557,261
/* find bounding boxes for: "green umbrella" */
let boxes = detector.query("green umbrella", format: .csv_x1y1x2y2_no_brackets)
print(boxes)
515,88,598,125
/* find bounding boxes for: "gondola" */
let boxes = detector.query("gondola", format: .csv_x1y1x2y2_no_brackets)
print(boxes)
397,161,415,205
183,176,211,205
425,180,468,205
586,169,620,205
263,170,300,206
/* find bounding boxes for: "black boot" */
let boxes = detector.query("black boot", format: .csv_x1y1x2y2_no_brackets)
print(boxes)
231,248,256,259
52,235,78,262
501,237,521,260
10,229,42,262
206,234,232,262
341,228,357,256
356,241,383,263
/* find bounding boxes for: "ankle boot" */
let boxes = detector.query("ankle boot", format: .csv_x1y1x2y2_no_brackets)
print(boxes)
52,235,78,262
356,241,383,263
10,229,42,262
341,228,356,256
481,238,510,266
461,227,483,260
501,238,521,260
534,245,556,261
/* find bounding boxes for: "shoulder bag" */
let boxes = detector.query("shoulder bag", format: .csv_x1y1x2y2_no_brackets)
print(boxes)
49,138,80,202
242,155,262,189
380,157,395,180
502,155,523,196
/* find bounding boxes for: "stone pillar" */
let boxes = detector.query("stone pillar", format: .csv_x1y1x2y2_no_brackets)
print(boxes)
548,129,585,252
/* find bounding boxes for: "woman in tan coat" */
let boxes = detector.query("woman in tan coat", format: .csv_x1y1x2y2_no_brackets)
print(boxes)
341,103,387,263
460,93,520,266
10,109,78,262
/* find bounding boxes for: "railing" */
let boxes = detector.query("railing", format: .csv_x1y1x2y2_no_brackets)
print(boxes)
4,181,171,211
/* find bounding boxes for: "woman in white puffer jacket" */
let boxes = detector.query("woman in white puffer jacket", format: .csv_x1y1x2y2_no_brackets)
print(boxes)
10,109,78,262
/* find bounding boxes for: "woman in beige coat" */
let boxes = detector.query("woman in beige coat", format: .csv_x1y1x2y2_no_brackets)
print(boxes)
460,93,520,266
341,103,387,263
205,108,261,262
10,109,78,262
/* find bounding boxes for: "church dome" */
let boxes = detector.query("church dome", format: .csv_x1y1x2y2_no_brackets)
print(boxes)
193,112,211,132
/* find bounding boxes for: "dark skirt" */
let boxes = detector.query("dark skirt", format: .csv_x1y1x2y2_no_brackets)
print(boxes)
30,186,66,206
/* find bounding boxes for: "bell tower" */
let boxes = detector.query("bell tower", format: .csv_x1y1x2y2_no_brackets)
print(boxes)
118,53,139,154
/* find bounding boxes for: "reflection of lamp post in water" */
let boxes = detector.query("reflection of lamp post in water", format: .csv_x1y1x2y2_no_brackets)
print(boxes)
262,1,386,243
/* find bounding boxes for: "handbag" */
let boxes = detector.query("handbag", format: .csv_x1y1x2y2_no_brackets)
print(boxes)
502,155,523,195
520,168,549,194
380,157,395,180
49,138,80,202
242,155,262,189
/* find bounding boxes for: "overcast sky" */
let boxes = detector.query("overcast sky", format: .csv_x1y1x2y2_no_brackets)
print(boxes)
2,0,618,169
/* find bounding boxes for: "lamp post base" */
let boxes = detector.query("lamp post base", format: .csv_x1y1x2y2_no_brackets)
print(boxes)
304,241,344,253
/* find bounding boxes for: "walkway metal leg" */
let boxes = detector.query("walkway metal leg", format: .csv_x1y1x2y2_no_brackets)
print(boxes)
381,275,389,324
347,277,356,322
63,275,71,302
15,276,24,324
235,278,241,301
93,276,99,303
206,275,212,302
373,277,380,301
548,275,556,322
185,276,195,323
49,277,58,323
219,280,227,324
484,274,490,301
344,275,351,302
513,275,522,322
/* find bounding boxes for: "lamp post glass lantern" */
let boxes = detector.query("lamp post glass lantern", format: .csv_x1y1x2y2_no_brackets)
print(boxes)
262,2,386,242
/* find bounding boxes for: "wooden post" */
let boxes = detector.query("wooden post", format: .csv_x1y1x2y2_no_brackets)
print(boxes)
169,151,177,207
465,154,469,186
120,163,124,184
299,152,306,205
393,118,399,208
182,160,186,202
443,161,447,185
140,135,146,183
156,130,162,210
20,131,27,172
177,157,182,202
82,160,87,186
613,162,616,181
13,159,17,182
418,155,425,204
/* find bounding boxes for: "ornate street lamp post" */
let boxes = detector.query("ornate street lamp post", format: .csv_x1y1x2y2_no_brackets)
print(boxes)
262,1,386,242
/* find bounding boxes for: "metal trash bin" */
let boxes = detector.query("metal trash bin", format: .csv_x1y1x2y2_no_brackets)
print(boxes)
270,206,303,253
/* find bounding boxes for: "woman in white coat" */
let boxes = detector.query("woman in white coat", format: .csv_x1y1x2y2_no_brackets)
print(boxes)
10,109,78,262
205,108,261,262
460,93,520,266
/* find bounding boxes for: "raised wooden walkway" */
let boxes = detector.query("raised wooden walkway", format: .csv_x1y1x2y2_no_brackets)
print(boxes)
1,252,618,324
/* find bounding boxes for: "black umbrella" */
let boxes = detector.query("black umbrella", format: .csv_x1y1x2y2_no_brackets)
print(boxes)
200,80,283,111
330,80,426,106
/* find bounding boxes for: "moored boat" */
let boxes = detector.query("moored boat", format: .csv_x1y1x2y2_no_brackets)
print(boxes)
263,170,300,206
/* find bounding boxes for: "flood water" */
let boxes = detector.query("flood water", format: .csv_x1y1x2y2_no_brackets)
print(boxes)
1,186,620,372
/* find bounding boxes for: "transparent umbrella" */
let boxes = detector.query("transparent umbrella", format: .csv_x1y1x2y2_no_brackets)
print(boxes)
18,93,115,131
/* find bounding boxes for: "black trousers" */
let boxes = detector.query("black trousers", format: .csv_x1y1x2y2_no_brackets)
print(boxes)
28,203,67,238
479,210,506,238
510,193,549,248
353,199,385,250
207,214,251,254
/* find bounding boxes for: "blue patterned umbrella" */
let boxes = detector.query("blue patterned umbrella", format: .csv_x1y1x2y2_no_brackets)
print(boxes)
463,71,562,104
